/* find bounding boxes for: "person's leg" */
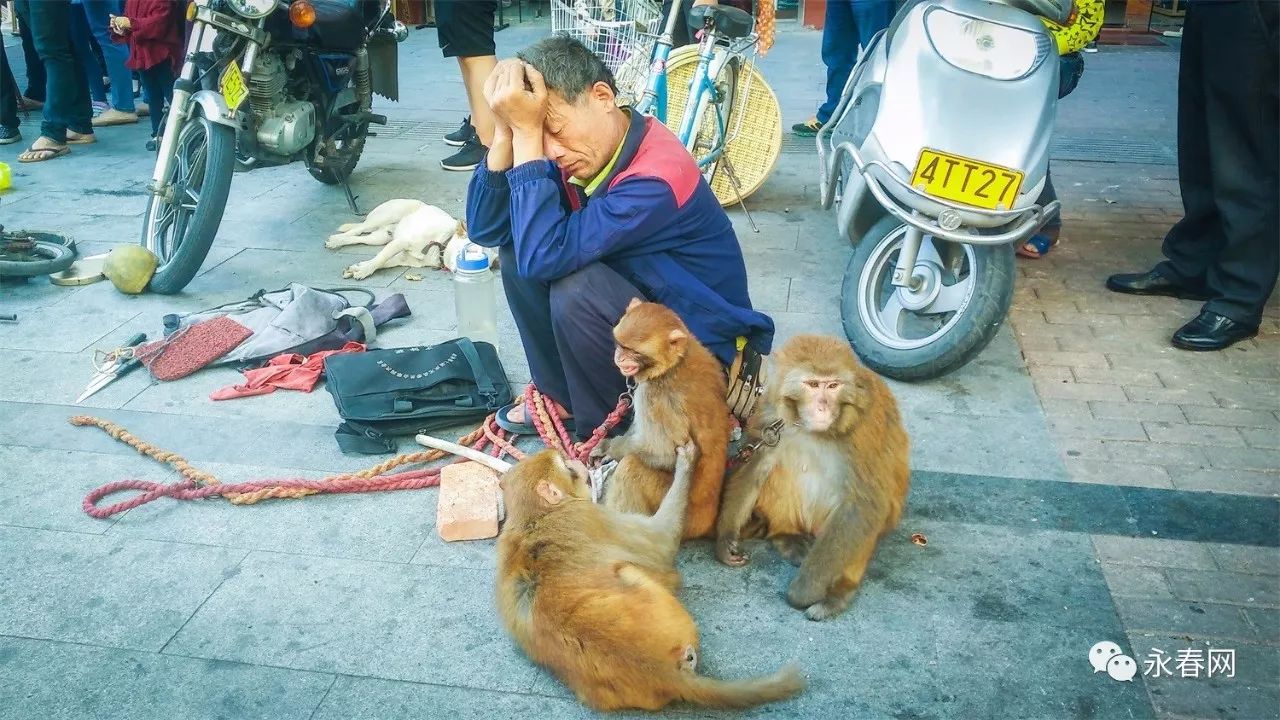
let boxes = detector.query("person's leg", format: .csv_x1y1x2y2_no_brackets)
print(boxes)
813,0,856,126
0,41,20,141
82,0,136,113
17,0,73,145
17,12,45,102
69,2,107,105
849,0,894,54
458,55,497,146
1154,3,1220,288
436,0,497,170
1195,0,1279,328
140,62,172,138
548,264,644,438
497,243,575,415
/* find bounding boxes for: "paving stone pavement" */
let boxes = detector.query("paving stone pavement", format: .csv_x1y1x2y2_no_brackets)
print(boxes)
1,20,1277,720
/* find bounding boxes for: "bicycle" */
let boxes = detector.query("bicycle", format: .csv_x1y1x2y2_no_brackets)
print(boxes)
552,0,781,226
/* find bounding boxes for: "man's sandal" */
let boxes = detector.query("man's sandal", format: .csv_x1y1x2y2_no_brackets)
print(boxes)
17,143,70,163
495,401,575,437
67,131,96,145
1017,233,1058,259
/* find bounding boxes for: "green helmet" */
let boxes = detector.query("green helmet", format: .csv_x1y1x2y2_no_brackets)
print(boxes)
103,245,158,294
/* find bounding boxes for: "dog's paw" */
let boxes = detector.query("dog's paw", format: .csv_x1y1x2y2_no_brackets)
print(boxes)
337,222,359,233
343,262,375,280
325,236,348,249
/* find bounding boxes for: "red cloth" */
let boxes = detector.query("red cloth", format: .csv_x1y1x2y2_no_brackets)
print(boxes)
210,342,366,401
113,0,184,72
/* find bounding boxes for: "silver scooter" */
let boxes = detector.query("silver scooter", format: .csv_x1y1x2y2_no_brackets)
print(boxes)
818,0,1074,381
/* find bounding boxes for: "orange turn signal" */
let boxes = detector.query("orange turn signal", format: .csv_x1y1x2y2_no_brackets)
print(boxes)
289,0,316,28
186,1,197,21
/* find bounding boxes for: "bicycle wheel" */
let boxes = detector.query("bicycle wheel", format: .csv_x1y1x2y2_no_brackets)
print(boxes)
662,46,782,207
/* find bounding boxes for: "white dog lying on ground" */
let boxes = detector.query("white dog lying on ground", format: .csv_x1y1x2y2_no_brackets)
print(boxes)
326,199,498,280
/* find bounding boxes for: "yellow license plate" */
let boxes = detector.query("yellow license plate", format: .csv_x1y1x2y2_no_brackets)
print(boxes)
219,62,248,113
910,149,1024,211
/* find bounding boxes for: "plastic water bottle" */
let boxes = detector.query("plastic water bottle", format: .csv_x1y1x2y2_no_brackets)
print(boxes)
454,243,499,349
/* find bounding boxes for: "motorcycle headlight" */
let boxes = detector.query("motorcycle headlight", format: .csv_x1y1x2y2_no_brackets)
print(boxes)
923,8,1051,81
225,0,276,19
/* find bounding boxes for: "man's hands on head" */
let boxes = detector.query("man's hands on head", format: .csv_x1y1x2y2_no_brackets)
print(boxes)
483,59,550,171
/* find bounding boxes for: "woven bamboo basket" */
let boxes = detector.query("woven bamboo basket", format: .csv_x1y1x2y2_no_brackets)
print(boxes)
660,45,782,207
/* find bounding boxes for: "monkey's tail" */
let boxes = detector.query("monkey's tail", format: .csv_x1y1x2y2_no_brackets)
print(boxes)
674,664,805,709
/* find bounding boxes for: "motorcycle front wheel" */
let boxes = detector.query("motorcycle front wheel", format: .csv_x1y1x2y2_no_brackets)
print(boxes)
141,108,236,295
840,215,1015,381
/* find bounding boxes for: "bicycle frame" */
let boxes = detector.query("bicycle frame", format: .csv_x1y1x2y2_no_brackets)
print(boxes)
632,1,751,169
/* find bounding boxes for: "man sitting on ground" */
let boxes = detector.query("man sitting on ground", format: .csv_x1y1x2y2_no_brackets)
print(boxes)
466,35,774,438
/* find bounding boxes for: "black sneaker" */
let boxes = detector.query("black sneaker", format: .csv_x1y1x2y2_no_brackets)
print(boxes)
0,126,20,145
444,115,476,147
441,138,486,171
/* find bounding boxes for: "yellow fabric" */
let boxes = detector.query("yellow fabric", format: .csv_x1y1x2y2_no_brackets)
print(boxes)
1042,0,1104,55
569,116,628,197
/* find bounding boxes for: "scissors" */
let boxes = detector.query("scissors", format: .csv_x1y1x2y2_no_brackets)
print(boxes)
76,332,147,404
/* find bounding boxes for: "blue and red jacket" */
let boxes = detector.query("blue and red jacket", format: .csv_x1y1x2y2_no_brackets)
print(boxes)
466,110,775,365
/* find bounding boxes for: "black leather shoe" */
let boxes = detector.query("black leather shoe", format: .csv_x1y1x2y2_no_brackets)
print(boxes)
1171,311,1258,351
1106,268,1212,301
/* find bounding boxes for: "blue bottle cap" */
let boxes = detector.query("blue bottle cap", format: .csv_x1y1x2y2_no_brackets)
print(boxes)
456,243,490,272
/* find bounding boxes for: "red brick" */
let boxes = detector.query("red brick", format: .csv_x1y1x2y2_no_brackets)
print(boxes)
1182,406,1280,429
1064,459,1173,489
1143,422,1246,447
1024,350,1109,369
1073,367,1163,387
1035,379,1124,402
1241,428,1279,450
1050,416,1148,441
1089,400,1187,423
436,462,501,542
1124,386,1218,407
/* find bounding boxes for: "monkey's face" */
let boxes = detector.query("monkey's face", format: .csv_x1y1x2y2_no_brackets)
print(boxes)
612,299,690,381
793,376,846,433
500,450,590,515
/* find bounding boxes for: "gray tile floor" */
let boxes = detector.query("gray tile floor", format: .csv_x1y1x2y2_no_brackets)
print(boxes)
1,20,1275,720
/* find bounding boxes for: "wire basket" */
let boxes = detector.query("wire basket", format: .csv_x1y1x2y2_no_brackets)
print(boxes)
550,0,663,106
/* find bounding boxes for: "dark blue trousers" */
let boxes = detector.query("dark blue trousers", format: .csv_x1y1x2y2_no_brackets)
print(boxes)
499,243,641,439
13,0,93,143
816,0,893,124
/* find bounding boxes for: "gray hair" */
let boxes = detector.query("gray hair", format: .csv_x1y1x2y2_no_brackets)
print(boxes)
517,35,617,104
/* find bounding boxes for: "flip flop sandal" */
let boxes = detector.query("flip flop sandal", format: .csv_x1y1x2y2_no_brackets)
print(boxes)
494,401,575,436
66,132,96,145
1017,233,1057,259
17,144,70,163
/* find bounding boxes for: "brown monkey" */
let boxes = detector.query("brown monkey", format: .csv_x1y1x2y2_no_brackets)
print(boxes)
715,334,910,621
495,446,805,712
593,299,731,539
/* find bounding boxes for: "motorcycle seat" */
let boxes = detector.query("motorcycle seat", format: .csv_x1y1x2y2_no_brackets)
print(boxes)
687,4,754,40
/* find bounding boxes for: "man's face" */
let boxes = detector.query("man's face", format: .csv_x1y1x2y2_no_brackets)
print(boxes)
542,82,620,181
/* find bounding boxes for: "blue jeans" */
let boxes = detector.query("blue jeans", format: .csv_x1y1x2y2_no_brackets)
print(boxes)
69,3,108,105
816,0,894,124
80,0,134,112
14,0,93,143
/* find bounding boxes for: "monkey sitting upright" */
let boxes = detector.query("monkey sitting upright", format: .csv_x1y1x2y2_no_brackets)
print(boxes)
495,446,805,712
593,299,731,539
715,334,910,621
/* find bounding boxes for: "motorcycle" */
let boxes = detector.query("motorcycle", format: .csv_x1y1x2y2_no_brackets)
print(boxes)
818,0,1073,381
141,0,408,295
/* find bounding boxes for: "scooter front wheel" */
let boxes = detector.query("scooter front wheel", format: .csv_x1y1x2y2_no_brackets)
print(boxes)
841,216,1015,381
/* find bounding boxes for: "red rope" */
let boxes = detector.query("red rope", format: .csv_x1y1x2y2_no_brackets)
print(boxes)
74,384,630,520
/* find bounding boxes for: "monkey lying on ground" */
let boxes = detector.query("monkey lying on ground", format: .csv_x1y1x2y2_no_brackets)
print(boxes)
594,299,731,538
496,447,805,711
715,334,910,621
